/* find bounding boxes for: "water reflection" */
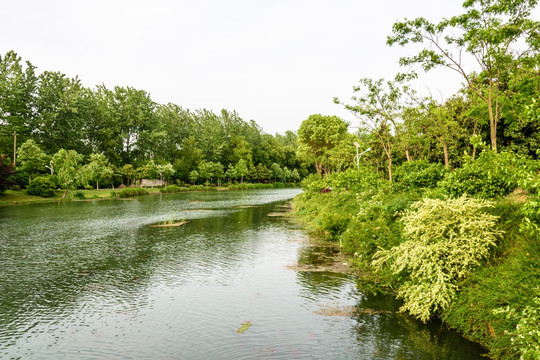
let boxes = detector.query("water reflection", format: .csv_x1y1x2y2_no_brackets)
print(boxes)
0,189,486,359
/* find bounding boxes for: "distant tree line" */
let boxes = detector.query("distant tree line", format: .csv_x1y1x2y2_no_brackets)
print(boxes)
0,51,309,191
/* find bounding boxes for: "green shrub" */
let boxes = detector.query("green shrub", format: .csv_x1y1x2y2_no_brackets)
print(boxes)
394,160,448,189
340,190,416,263
301,174,327,195
372,195,503,323
300,167,383,197
118,187,149,197
441,203,540,360
293,191,360,240
327,167,383,193
161,185,185,193
494,294,540,360
73,191,85,199
26,176,56,197
439,151,532,199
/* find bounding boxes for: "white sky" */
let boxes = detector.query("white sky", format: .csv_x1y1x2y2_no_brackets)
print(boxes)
3,0,532,135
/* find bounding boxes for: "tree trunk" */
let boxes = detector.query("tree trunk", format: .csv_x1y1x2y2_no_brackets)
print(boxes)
97,180,99,191
487,86,498,153
405,148,411,162
388,156,393,183
443,141,449,169
315,162,322,176
62,188,69,199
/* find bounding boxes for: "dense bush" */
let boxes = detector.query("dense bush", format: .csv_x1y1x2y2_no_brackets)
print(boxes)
327,167,384,193
495,295,540,360
341,190,418,261
293,191,360,240
393,160,448,189
10,169,29,189
73,191,86,199
372,195,503,323
160,185,185,193
439,151,531,199
300,167,383,197
26,176,56,197
300,173,327,195
118,187,149,197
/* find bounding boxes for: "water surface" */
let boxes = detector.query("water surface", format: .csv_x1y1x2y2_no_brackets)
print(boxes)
0,189,486,359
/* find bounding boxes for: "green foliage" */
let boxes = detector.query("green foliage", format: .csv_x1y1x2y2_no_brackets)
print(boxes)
372,195,503,323
327,167,384,193
439,151,531,199
118,187,149,197
293,191,360,240
441,200,540,360
335,78,403,181
341,190,417,263
300,167,383,197
393,160,447,189
52,148,84,191
73,191,86,199
297,114,349,176
234,159,249,183
26,176,56,197
160,185,184,193
229,183,272,190
16,139,49,178
387,0,540,152
493,293,540,360
0,51,37,156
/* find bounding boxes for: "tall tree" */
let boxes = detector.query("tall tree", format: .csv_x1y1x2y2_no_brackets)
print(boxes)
82,153,113,190
153,104,195,161
52,149,84,198
335,79,402,181
0,51,37,156
33,71,90,155
387,0,540,152
234,159,249,183
16,139,49,180
89,85,157,165
297,114,349,176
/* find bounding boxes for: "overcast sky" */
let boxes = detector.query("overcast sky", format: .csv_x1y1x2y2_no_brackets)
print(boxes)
2,0,526,135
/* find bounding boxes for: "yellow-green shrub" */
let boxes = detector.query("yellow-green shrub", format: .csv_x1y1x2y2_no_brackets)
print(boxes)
372,195,503,322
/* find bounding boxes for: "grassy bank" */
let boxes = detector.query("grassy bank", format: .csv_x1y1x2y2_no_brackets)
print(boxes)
0,183,297,205
293,160,540,359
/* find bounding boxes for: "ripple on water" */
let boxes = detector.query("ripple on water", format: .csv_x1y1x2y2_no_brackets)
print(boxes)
0,189,486,359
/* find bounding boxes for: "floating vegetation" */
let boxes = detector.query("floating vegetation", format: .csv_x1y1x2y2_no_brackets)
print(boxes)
237,321,253,334
149,220,190,228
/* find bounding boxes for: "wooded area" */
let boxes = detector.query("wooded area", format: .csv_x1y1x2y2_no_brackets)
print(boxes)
0,51,306,191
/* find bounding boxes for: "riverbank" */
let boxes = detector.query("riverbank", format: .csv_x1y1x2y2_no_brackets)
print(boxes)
0,183,298,206
292,188,540,360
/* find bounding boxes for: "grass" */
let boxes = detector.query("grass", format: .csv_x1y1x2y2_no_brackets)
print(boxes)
293,188,540,359
1,182,296,205
0,187,163,205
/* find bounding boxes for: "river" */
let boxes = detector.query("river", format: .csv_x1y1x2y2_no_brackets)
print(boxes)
0,188,486,359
